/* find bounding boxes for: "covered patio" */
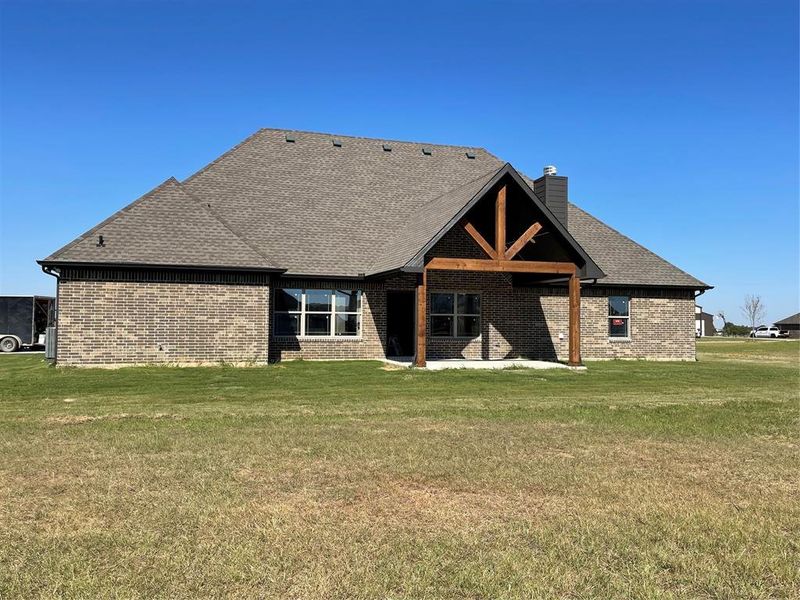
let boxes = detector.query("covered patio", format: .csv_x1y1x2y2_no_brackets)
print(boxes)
408,170,597,368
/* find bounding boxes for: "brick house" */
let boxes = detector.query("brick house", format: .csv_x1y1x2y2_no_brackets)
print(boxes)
774,313,800,338
39,128,710,367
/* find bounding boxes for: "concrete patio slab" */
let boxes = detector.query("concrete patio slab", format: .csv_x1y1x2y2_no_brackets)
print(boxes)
383,358,586,371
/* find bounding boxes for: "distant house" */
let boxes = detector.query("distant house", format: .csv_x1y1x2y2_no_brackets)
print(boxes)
39,128,711,367
775,313,800,338
695,305,716,337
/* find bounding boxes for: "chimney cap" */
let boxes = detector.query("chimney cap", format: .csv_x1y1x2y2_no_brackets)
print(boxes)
543,165,557,176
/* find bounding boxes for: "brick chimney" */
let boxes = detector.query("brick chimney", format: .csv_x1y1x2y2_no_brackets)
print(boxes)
533,166,568,229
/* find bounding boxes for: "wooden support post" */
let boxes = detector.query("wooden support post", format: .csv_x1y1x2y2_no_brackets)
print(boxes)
568,274,581,366
415,269,427,367
495,184,506,259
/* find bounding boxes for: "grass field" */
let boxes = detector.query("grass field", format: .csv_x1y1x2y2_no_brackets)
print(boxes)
1,340,798,598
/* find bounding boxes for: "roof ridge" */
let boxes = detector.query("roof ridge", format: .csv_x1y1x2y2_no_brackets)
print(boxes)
181,127,491,192
258,126,487,152
42,177,181,262
182,128,267,185
175,182,279,268
569,203,709,287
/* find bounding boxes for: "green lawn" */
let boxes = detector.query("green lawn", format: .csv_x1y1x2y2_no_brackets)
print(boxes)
1,341,798,599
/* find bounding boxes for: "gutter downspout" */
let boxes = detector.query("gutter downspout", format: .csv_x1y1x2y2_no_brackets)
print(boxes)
40,265,59,364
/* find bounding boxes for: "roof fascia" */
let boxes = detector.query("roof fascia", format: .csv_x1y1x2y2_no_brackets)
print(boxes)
37,260,285,274
591,281,714,291
275,272,367,281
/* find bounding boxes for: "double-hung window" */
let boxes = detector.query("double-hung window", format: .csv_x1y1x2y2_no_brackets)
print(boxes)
608,296,630,338
274,289,362,337
431,292,481,338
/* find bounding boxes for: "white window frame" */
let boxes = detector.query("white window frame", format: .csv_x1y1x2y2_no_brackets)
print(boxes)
274,289,362,338
430,291,481,339
608,295,631,340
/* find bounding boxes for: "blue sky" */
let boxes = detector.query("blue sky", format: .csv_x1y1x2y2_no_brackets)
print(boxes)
1,0,797,325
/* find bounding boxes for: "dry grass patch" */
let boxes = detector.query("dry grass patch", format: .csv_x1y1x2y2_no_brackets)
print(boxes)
45,412,185,425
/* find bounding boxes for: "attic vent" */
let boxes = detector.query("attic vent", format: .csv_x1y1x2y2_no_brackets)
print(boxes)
96,235,105,247
332,139,342,147
382,144,392,152
465,151,476,159
285,134,296,143
422,147,432,156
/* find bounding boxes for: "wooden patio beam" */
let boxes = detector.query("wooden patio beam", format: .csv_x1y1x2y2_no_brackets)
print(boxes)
495,184,506,259
568,273,582,366
414,270,427,368
505,222,543,260
426,257,576,275
462,221,497,260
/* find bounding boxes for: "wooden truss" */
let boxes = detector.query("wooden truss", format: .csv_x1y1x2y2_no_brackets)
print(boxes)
415,183,582,367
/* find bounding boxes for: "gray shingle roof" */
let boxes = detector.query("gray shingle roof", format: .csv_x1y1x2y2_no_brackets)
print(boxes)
367,167,502,275
43,177,277,270
567,204,708,287
180,128,503,277
41,128,709,289
775,313,800,326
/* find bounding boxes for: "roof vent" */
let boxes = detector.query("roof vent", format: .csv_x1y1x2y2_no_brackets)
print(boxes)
96,235,105,247
543,165,557,176
332,139,342,147
465,152,476,159
285,134,296,143
422,147,432,156
382,144,392,152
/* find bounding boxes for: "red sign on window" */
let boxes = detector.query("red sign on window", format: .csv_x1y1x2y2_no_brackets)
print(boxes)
612,319,624,326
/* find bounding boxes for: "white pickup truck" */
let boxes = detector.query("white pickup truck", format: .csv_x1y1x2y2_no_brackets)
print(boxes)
749,325,789,339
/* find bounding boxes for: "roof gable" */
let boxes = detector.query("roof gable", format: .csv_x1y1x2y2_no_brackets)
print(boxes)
369,164,604,279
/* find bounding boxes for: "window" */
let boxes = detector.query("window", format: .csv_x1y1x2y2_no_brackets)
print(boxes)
274,289,302,336
608,296,630,338
431,292,481,338
274,289,362,337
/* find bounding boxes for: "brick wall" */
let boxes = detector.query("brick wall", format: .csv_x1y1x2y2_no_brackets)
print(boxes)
417,282,695,362
268,227,696,362
521,286,696,361
53,224,696,365
56,275,269,366
419,227,696,361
